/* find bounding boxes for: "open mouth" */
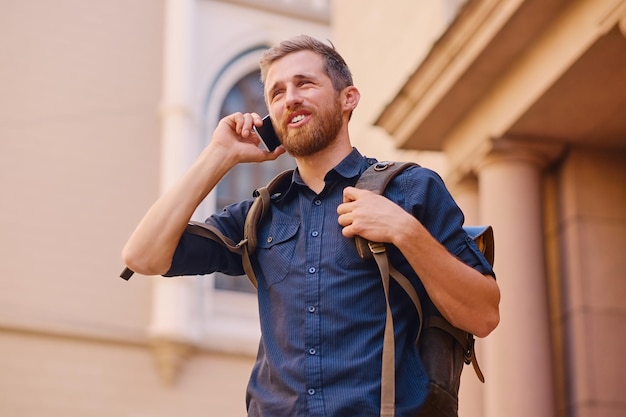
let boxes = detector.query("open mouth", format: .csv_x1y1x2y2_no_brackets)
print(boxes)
290,114,305,124
287,110,310,127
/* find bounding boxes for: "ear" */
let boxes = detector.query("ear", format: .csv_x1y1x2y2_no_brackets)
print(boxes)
342,86,360,112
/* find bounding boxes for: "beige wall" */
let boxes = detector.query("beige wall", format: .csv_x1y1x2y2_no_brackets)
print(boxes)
0,1,254,416
0,0,161,343
0,330,253,417
558,148,626,417
331,0,451,171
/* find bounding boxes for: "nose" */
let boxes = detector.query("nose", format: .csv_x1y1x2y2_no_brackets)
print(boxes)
285,85,303,109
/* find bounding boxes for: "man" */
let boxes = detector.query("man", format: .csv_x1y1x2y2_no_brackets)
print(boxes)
122,35,500,417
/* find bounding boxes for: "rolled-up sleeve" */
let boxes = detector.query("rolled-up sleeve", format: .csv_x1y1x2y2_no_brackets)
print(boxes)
393,165,496,278
164,200,252,277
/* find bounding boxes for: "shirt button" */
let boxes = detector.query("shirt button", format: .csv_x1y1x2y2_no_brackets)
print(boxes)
266,236,273,243
308,348,316,355
311,231,319,237
308,388,316,395
314,200,322,206
308,267,316,274
308,306,316,313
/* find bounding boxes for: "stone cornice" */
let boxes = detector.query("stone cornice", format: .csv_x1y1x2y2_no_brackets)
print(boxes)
374,0,570,151
446,136,565,187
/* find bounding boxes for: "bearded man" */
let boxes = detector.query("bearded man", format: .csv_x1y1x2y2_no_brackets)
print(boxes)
122,35,500,417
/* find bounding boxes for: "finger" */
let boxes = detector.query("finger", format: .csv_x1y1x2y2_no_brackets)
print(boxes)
341,225,356,238
223,112,242,136
240,113,257,137
264,146,287,161
336,200,352,216
342,186,365,203
251,112,263,126
336,211,353,227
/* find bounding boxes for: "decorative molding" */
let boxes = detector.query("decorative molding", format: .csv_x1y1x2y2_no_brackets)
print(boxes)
446,135,565,188
214,0,330,24
598,0,626,35
150,338,196,386
374,0,526,149
375,0,576,151
481,137,566,171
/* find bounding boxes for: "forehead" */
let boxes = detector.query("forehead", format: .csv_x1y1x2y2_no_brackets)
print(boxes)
265,50,327,87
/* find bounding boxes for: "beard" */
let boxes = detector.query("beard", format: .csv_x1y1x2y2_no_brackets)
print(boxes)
276,99,344,158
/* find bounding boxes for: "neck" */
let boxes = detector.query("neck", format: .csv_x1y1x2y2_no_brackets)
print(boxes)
295,137,352,194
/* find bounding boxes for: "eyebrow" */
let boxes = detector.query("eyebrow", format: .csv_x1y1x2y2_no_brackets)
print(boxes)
267,73,320,96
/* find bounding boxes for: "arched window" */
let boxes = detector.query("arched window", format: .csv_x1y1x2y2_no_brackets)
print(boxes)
214,70,295,292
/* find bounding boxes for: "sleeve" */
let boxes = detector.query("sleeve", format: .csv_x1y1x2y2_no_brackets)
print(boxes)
164,199,253,277
394,166,495,278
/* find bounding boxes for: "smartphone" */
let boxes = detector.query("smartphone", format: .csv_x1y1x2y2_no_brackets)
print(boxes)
253,114,282,152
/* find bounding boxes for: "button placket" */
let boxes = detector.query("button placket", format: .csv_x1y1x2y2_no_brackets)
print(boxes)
304,194,324,414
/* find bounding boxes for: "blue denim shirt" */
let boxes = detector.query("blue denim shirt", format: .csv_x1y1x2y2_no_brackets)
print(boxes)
167,149,494,417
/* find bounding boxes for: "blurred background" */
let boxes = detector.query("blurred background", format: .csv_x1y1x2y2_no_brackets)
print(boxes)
1,1,625,416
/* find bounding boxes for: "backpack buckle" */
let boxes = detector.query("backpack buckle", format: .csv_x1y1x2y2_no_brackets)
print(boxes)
374,161,395,171
368,241,386,254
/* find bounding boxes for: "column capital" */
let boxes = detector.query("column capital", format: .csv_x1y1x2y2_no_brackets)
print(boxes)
446,136,564,188
480,137,565,171
150,338,196,386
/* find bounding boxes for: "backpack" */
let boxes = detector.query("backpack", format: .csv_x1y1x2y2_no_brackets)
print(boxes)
120,160,495,417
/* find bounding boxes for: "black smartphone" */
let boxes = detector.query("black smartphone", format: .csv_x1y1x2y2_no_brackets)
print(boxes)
253,114,282,152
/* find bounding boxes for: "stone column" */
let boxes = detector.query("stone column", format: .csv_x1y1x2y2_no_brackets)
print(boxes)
478,142,559,417
149,0,200,386
451,176,485,417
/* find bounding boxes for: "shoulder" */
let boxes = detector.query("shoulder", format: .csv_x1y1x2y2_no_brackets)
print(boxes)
380,163,459,220
392,163,449,197
207,198,254,238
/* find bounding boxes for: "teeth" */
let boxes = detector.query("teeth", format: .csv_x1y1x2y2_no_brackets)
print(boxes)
291,114,305,123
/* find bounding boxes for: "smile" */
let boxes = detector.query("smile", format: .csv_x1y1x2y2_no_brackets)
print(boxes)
290,114,305,124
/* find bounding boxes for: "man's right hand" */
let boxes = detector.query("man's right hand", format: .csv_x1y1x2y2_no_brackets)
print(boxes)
121,112,285,276
210,112,285,164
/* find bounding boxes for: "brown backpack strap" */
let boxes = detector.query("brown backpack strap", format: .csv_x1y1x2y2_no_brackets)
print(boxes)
425,316,485,382
120,170,294,283
354,161,418,417
355,161,418,260
368,243,396,417
241,169,294,288
119,221,246,281
240,191,267,288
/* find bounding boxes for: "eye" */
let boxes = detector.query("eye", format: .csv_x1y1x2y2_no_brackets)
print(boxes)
270,89,284,101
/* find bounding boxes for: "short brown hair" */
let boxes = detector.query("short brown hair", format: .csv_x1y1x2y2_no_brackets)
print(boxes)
259,35,353,92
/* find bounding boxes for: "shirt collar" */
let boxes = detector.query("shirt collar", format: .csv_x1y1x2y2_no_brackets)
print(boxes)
328,147,371,181
277,148,374,202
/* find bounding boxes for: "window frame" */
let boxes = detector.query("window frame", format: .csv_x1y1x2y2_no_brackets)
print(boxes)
196,46,282,355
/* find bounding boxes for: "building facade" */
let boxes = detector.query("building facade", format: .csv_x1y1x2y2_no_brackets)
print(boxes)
333,1,626,417
1,1,624,417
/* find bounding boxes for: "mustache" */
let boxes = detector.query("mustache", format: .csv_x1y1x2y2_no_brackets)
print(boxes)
282,107,311,125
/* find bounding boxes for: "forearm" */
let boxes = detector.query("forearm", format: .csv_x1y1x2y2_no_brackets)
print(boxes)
393,218,500,337
122,144,235,275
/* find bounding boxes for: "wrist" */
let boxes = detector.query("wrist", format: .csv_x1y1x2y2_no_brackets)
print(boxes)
199,141,238,172
392,215,425,248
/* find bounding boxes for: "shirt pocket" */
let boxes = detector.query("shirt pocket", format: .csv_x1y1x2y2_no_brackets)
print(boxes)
256,216,300,288
335,235,369,269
